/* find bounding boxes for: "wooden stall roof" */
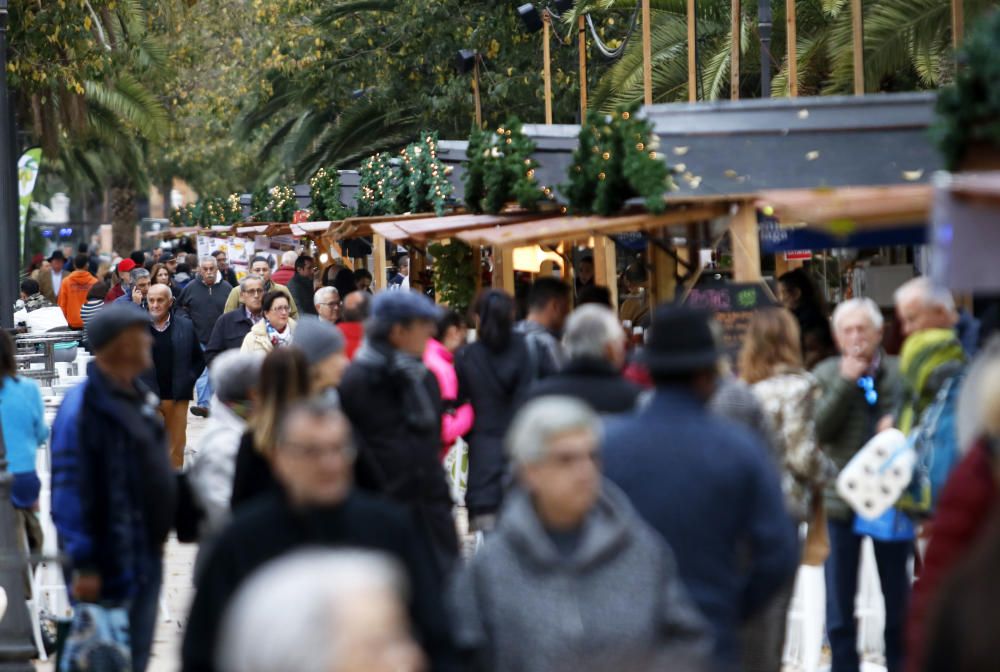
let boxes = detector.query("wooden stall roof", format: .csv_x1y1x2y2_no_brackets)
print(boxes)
939,171,1000,202
370,212,558,244
756,184,932,231
234,224,270,236
456,204,732,247
327,213,443,240
149,226,199,239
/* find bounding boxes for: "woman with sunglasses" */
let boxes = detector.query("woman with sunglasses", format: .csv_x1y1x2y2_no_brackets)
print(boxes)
241,291,297,354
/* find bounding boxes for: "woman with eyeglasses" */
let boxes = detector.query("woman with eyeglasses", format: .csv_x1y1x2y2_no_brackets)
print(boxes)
241,291,297,354
738,306,836,672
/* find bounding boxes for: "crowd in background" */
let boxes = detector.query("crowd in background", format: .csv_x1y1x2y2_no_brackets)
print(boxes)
5,240,1000,672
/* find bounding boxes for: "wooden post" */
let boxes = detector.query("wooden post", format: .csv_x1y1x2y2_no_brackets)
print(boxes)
648,238,678,306
578,15,588,119
543,11,553,125
952,0,964,50
687,0,697,102
851,0,864,95
592,235,619,308
731,202,763,282
786,0,798,97
372,233,387,290
642,0,653,105
472,57,483,128
731,0,741,100
492,246,515,294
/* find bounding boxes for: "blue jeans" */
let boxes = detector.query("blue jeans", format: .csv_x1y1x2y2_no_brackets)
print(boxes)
194,343,211,407
825,517,911,672
129,553,163,672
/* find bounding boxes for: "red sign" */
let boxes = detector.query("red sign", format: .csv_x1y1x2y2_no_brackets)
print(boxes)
784,250,813,261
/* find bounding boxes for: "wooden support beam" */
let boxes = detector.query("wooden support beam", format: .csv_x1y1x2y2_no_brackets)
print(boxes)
372,233,387,290
731,202,763,282
786,0,798,97
731,0,741,100
642,0,653,105
592,235,619,309
543,11,553,124
579,15,588,118
472,58,483,128
687,0,697,102
492,246,515,294
648,236,678,307
851,0,864,95
952,0,964,50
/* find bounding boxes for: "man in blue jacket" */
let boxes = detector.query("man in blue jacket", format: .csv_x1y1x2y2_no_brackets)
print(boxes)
603,305,799,671
51,303,177,671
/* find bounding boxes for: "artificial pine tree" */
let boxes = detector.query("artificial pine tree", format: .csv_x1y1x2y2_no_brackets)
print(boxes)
309,168,352,221
564,103,670,216
357,152,401,216
463,118,549,214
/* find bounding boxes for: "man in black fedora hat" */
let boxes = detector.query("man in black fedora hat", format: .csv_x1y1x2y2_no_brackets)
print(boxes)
602,305,798,672
38,249,69,304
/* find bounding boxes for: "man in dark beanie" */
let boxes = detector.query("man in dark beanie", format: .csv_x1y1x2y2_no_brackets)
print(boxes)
602,305,798,672
50,303,177,672
339,291,458,574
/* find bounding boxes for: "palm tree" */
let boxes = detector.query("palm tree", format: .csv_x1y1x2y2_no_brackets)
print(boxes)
566,0,996,110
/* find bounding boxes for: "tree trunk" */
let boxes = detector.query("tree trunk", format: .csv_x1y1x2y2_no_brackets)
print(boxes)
110,184,138,256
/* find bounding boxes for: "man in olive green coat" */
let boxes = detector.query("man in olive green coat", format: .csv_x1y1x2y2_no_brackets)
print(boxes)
813,297,906,672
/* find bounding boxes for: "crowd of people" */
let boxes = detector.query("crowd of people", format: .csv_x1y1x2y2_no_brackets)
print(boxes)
4,242,1000,672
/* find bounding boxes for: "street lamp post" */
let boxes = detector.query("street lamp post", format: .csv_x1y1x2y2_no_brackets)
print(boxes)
0,0,17,330
0,1,36,668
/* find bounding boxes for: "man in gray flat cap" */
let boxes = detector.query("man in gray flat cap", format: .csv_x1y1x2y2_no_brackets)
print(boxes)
339,291,458,574
51,303,177,672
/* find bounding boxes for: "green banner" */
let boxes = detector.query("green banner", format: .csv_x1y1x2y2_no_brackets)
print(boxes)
18,148,42,262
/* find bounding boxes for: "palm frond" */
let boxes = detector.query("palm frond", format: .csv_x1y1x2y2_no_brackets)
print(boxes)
85,73,168,140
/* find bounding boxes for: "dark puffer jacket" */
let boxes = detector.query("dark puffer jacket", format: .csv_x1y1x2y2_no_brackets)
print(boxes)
455,334,535,517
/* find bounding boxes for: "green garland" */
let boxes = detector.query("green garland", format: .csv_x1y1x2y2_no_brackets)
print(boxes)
933,12,1000,170
463,118,550,214
428,239,476,314
309,168,352,221
563,103,671,216
169,203,197,228
357,133,454,217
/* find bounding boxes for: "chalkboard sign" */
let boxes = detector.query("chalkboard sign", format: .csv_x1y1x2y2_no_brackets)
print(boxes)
682,282,776,351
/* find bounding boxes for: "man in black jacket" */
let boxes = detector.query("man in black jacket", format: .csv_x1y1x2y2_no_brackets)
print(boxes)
339,291,459,573
181,400,458,672
287,254,318,316
526,304,641,413
204,275,264,365
178,256,233,417
211,250,238,287
142,285,205,468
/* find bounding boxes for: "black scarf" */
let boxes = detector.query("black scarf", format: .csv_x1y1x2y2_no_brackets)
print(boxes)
354,340,438,433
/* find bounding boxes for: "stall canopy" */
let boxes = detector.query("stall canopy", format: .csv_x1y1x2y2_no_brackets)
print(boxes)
456,204,731,248
369,212,558,245
756,184,932,232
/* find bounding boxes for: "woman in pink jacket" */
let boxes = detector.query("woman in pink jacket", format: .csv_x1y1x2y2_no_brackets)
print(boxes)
424,309,475,458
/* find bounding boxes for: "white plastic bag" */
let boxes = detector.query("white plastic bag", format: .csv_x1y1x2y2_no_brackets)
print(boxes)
836,428,915,521
443,437,469,506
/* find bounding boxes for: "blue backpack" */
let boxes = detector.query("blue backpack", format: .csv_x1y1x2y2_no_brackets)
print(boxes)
902,371,965,515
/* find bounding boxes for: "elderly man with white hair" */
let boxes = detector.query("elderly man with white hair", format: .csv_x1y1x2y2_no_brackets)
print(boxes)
178,255,234,417
314,285,342,325
812,297,907,672
525,304,641,413
895,276,979,354
218,550,425,672
449,396,710,672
